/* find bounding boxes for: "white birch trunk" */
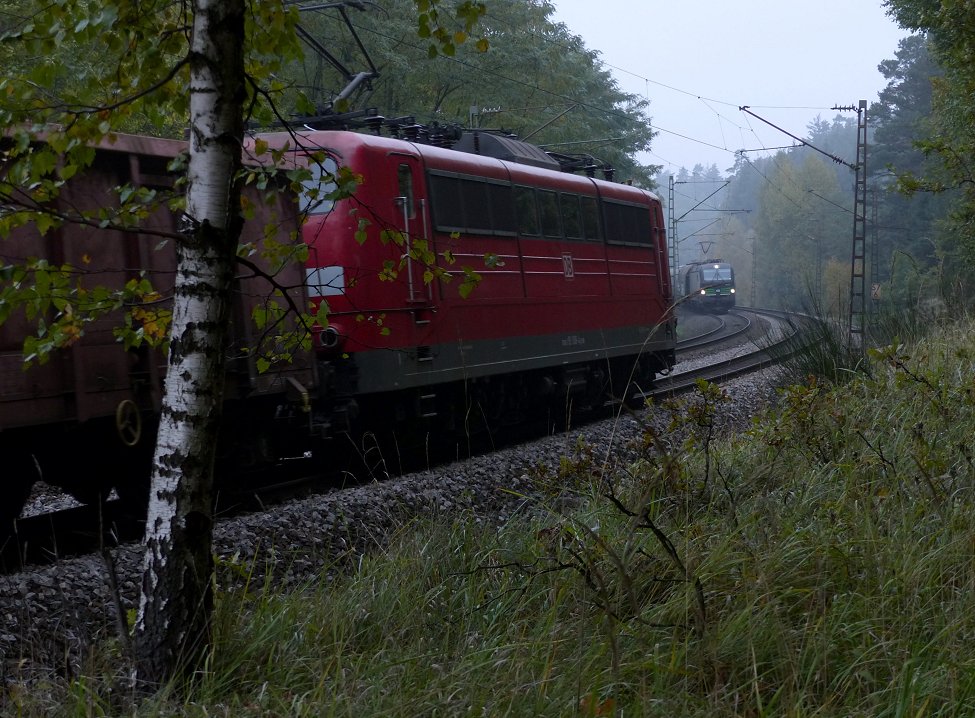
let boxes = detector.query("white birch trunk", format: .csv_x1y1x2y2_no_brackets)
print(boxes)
133,0,246,687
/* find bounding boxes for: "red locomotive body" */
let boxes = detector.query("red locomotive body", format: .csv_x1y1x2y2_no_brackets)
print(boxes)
270,129,676,433
1,126,676,523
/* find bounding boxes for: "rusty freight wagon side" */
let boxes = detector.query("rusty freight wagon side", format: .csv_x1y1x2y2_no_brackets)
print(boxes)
0,133,315,523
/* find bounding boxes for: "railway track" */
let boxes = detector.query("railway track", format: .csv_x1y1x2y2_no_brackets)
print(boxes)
676,309,751,351
656,307,801,398
1,307,801,573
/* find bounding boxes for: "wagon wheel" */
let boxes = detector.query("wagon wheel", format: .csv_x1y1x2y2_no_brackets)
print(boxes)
115,399,142,447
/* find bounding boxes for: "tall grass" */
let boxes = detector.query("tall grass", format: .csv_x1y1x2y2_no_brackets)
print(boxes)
10,318,975,716
773,292,941,386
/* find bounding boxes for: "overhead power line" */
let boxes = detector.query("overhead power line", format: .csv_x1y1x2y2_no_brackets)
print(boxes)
738,107,855,170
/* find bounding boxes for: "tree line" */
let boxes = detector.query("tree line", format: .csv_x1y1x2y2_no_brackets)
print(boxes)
665,8,970,314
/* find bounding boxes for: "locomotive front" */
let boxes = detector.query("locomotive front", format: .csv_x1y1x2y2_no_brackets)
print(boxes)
680,260,736,313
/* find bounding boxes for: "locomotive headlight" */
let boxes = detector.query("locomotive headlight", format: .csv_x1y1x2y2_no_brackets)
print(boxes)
318,325,342,350
700,289,706,295
730,288,735,294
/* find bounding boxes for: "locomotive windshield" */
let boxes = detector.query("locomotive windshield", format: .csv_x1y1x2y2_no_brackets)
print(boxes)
298,155,339,215
700,266,732,283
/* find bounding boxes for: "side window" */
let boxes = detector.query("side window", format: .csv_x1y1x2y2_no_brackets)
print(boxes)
428,172,517,235
397,164,415,219
632,205,652,245
603,200,651,245
488,182,517,233
299,155,339,215
603,201,623,242
581,196,600,240
429,173,464,229
515,185,539,236
461,178,491,230
561,194,582,240
538,189,561,238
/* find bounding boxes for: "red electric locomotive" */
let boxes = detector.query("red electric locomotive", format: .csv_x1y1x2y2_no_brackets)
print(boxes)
0,126,676,524
262,128,677,437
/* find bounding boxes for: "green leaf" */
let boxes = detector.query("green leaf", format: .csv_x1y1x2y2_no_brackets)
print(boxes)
253,306,268,330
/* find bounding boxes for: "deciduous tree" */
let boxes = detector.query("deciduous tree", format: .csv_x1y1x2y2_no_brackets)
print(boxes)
289,0,658,185
884,0,975,268
131,0,247,685
0,0,487,690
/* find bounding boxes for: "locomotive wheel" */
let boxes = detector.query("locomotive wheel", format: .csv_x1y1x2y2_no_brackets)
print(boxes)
115,399,142,447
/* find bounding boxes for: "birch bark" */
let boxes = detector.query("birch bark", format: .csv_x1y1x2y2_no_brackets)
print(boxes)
132,0,246,687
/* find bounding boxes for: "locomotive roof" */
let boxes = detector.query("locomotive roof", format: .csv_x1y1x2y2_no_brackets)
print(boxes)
254,129,661,202
679,259,732,270
449,132,560,171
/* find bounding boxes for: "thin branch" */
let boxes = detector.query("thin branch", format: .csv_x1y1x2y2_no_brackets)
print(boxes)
0,190,186,244
234,254,315,335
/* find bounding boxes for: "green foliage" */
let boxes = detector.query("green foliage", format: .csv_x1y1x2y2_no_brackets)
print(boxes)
114,278,172,351
0,0,280,362
285,0,657,185
249,294,310,374
0,257,169,365
415,0,487,57
882,1,975,273
0,0,191,136
457,265,481,298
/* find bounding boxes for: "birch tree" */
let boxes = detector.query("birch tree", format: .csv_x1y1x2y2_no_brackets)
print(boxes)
2,0,487,690
130,0,246,685
133,0,486,687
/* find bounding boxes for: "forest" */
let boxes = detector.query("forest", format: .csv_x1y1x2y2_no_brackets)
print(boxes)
666,29,956,314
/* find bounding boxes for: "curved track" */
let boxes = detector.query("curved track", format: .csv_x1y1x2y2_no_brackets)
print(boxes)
651,307,800,399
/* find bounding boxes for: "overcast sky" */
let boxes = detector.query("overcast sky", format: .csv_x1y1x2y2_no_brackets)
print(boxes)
549,0,910,175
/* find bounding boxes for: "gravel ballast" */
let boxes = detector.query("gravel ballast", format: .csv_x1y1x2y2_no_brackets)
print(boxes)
0,365,782,684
